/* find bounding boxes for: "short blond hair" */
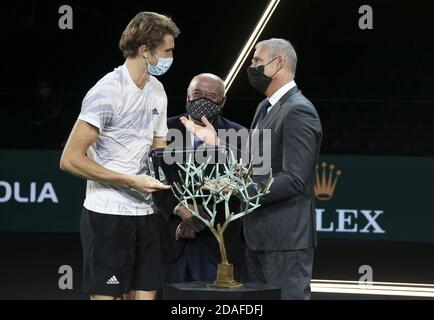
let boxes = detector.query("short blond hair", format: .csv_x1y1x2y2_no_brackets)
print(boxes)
119,12,180,58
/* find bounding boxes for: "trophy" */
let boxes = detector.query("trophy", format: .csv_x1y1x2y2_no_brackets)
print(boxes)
158,149,273,288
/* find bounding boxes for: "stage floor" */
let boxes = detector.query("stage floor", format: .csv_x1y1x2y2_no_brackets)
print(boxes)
1,233,434,300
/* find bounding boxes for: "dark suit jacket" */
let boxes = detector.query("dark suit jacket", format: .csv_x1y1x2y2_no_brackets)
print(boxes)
155,114,246,265
243,86,322,251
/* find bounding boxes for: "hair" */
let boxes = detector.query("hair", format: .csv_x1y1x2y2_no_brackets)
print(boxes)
188,73,226,98
119,12,180,59
187,73,226,98
256,38,297,74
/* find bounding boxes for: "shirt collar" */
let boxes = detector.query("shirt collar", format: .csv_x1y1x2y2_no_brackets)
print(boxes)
268,80,296,107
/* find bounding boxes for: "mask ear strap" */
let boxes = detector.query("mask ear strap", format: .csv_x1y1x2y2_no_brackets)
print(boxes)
261,57,280,78
144,50,158,66
264,57,278,67
270,66,281,78
270,57,284,78
150,51,159,61
139,54,150,86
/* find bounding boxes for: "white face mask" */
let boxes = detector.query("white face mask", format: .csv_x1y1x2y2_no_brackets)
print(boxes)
147,53,173,76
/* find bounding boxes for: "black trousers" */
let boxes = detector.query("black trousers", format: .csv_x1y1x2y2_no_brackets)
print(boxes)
245,246,314,300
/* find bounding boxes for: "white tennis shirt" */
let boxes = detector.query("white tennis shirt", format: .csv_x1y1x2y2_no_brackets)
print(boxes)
78,64,168,216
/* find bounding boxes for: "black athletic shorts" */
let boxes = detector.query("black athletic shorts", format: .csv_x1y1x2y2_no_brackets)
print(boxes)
80,207,162,296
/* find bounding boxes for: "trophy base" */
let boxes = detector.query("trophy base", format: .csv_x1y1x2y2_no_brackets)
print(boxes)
208,263,243,288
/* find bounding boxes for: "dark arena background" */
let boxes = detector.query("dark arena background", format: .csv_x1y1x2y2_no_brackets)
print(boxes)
1,0,434,302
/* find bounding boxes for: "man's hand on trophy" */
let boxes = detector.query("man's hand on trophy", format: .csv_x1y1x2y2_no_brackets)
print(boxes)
175,203,208,233
128,175,171,193
176,222,196,240
235,165,249,177
203,178,236,194
180,116,219,146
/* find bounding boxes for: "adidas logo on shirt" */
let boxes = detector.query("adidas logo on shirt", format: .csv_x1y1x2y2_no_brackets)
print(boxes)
107,276,120,285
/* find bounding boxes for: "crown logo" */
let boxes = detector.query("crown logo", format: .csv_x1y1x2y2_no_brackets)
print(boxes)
315,162,342,201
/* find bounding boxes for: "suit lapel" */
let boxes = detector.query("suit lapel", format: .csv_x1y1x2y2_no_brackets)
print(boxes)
250,86,299,154
250,100,267,131
258,102,283,130
259,86,299,130
212,116,225,131
248,100,268,157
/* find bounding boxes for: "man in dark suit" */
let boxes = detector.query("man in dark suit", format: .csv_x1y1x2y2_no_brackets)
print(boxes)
155,73,246,288
181,39,322,299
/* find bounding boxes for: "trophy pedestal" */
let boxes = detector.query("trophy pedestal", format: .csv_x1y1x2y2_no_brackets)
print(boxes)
164,282,281,300
209,263,243,288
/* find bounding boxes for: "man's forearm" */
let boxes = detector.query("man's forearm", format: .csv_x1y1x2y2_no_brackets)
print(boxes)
61,153,132,188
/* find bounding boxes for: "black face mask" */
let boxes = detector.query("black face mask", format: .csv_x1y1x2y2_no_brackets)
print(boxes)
246,57,279,94
186,97,222,122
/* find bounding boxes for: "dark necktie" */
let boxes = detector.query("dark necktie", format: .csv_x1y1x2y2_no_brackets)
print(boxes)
253,99,271,128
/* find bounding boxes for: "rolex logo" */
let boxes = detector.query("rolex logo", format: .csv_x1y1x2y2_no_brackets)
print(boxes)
315,162,342,201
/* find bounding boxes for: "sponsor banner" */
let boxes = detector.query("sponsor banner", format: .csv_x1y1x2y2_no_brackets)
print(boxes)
1,151,434,243
315,155,434,242
0,150,85,232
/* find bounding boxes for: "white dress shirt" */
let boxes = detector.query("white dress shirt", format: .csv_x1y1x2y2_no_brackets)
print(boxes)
267,80,296,111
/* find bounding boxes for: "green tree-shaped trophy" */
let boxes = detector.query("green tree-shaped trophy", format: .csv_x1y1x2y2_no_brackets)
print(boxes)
171,154,273,288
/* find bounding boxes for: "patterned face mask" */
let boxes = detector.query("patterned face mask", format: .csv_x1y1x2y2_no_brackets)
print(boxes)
185,97,222,122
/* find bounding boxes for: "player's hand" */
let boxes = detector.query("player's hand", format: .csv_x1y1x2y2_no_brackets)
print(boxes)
180,116,219,146
128,175,171,193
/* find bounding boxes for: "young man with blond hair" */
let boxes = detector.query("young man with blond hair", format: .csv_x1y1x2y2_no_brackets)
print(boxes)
60,11,180,300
